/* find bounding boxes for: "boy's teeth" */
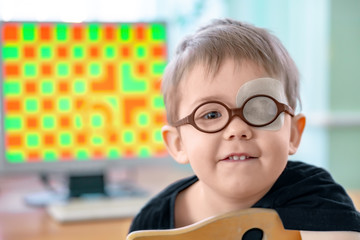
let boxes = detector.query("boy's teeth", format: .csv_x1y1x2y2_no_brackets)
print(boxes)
229,156,247,160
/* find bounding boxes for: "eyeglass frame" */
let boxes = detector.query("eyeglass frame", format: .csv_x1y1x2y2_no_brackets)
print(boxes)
171,94,295,133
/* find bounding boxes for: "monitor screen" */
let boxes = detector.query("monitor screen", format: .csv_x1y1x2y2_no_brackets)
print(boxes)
0,21,168,174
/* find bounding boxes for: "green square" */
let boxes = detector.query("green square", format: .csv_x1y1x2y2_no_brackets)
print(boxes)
25,98,39,112
152,62,166,75
105,46,115,58
154,129,163,142
56,24,68,41
139,147,150,157
136,45,146,58
137,113,149,125
40,46,52,59
74,80,86,93
88,24,99,41
57,63,69,76
76,149,89,160
74,115,83,128
44,151,57,162
91,114,103,127
6,151,24,163
119,25,130,41
92,136,103,145
58,98,71,111
27,134,39,147
153,95,165,108
24,64,37,77
23,24,35,41
3,46,19,59
123,130,134,143
5,116,22,130
73,46,84,58
151,24,166,40
41,81,54,94
4,82,21,95
89,63,101,76
42,116,55,129
59,132,72,146
108,148,120,159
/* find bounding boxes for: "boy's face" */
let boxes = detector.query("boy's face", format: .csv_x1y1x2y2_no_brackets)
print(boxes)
162,59,305,202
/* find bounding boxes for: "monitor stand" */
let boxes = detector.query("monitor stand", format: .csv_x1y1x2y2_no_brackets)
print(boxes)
24,172,148,207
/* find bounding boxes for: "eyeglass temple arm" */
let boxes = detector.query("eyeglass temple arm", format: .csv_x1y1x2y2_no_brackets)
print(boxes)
172,116,192,127
283,104,295,117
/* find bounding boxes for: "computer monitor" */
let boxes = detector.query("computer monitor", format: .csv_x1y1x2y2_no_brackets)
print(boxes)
0,21,168,205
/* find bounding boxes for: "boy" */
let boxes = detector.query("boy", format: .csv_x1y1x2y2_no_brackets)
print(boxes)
129,19,360,239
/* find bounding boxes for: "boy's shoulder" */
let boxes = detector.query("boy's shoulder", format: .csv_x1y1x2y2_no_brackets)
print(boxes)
129,175,198,232
259,160,360,232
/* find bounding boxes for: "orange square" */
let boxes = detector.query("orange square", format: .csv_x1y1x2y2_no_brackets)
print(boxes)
25,82,36,93
5,64,19,76
57,46,68,58
27,117,38,128
6,99,21,111
24,46,35,58
89,46,99,58
44,134,54,145
3,24,18,41
42,99,53,110
74,64,84,75
58,82,68,92
7,135,22,147
39,25,51,40
60,116,70,127
41,64,52,75
72,26,83,41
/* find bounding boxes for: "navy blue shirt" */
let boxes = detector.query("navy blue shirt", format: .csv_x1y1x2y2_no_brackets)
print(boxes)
129,161,360,232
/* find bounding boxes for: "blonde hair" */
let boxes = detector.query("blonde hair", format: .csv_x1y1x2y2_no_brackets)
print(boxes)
162,18,300,124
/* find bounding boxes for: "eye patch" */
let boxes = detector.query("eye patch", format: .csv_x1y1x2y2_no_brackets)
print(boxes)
236,78,288,131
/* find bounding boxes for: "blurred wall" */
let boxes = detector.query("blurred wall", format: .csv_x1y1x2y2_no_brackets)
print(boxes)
329,0,360,189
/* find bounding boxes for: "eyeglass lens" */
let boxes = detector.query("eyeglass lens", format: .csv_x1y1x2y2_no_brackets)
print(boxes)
194,96,279,132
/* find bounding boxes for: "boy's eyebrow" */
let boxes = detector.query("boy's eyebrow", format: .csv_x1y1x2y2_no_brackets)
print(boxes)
190,95,231,109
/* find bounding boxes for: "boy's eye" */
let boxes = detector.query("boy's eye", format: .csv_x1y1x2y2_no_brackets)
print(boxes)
203,111,222,120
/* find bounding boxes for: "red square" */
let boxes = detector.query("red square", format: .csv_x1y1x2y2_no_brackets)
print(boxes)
24,46,36,58
57,46,68,58
7,135,22,147
41,64,52,75
3,24,18,41
104,25,115,40
42,99,53,110
44,134,55,145
74,64,84,75
40,25,51,40
27,117,38,128
89,46,99,58
58,82,69,92
60,116,70,127
25,82,36,93
6,99,21,112
72,26,83,41
5,64,20,76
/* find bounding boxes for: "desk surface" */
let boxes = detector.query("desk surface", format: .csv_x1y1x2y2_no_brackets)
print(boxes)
0,166,193,240
1,167,359,240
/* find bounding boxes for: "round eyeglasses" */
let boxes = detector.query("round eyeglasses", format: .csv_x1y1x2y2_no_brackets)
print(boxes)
171,94,294,133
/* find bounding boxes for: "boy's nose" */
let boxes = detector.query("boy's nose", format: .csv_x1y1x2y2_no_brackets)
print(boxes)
223,116,253,140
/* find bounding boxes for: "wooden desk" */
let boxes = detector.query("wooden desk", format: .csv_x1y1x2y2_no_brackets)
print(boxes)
1,169,359,240
0,166,193,240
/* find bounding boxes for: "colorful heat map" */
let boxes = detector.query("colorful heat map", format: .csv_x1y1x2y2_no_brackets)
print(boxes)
1,22,168,163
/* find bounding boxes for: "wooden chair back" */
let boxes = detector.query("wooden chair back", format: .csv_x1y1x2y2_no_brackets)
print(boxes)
127,208,301,240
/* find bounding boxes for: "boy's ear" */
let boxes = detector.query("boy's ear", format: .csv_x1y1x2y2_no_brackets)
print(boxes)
289,114,306,155
161,125,189,164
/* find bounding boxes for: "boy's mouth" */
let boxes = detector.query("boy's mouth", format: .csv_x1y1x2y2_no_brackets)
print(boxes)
221,154,255,161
